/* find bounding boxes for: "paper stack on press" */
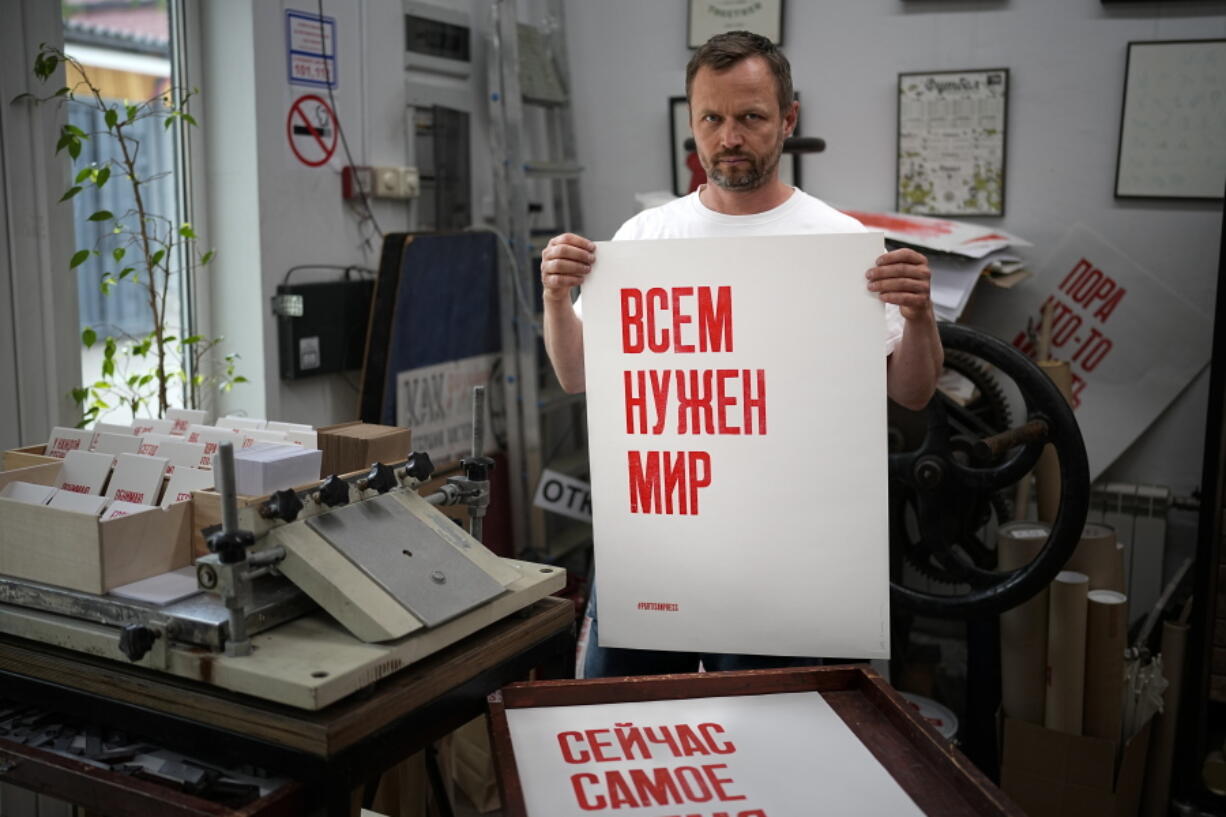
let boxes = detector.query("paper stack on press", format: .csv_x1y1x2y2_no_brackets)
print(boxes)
841,209,1031,321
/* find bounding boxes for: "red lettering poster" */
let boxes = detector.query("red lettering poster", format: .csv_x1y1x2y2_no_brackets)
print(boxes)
505,692,926,816
581,233,891,658
964,224,1213,480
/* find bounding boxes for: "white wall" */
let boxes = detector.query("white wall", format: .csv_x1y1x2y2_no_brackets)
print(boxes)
200,0,494,428
564,0,1226,495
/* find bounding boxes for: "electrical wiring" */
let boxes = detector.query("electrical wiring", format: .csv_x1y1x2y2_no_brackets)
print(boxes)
466,224,543,337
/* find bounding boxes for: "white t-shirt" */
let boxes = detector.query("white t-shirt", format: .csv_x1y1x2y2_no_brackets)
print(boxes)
581,188,905,354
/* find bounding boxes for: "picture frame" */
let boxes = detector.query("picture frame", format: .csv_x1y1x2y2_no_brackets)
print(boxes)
896,68,1009,217
1114,39,1226,200
669,94,800,198
688,0,784,48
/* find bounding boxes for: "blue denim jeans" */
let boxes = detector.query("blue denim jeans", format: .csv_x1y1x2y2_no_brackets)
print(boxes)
580,585,827,678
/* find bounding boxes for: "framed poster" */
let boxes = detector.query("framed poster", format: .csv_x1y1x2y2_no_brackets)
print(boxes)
1114,39,1226,200
688,0,783,48
897,68,1009,217
669,95,800,198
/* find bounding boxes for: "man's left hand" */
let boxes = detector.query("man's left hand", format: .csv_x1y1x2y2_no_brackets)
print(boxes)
866,247,933,322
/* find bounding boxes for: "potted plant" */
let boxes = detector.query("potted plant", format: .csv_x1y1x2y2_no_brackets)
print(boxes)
15,44,244,425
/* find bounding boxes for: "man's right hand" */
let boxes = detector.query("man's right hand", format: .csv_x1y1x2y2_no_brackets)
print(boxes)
540,233,595,302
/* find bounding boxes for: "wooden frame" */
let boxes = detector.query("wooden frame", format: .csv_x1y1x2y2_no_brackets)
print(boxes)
687,0,784,48
897,68,1009,216
669,95,801,198
487,665,1024,816
1114,39,1226,200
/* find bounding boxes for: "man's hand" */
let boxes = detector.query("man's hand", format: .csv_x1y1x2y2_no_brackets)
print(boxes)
866,247,933,321
541,233,596,302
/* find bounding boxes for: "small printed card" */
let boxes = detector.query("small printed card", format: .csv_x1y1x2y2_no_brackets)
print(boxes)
92,431,143,465
48,491,108,515
216,415,267,432
102,499,156,520
56,450,113,495
161,466,214,507
46,427,94,459
137,437,208,473
130,417,175,436
104,453,169,505
166,407,208,435
185,425,243,468
0,482,58,505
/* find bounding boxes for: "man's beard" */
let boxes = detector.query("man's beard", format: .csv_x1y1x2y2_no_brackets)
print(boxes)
701,140,783,192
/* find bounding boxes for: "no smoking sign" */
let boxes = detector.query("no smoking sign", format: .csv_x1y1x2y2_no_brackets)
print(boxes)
286,94,338,167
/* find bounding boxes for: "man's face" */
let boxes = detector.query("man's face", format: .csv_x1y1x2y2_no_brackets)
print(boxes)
689,57,797,192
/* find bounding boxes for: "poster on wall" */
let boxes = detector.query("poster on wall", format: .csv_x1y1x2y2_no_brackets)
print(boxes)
963,223,1212,480
285,9,338,89
897,68,1008,217
1115,39,1226,200
687,0,784,47
505,692,927,817
581,233,891,659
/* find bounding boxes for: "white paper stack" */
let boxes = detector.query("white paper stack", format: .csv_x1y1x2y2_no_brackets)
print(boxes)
108,566,200,605
46,427,94,459
161,466,215,507
104,453,169,505
48,491,108,515
130,417,175,436
266,421,317,447
56,450,113,495
0,482,57,505
240,428,290,448
166,407,208,435
838,208,1033,322
233,443,323,497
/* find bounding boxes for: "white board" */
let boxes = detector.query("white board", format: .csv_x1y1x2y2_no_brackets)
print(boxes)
582,233,891,658
505,692,925,817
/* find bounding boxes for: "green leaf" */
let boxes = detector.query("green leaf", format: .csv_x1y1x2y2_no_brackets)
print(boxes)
59,186,82,203
64,124,86,138
81,327,97,348
54,86,70,98
75,167,93,184
117,267,133,280
88,210,113,222
100,277,115,295
71,387,89,404
181,334,204,345
233,376,249,384
177,223,197,239
67,139,81,160
69,249,90,269
200,250,215,265
102,358,115,377
112,247,125,263
95,167,110,187
125,104,138,122
182,113,198,128
104,108,118,130
150,249,166,267
138,374,154,386
163,117,174,130
127,374,139,388
55,133,71,154
10,92,35,104
192,374,204,387
93,380,109,389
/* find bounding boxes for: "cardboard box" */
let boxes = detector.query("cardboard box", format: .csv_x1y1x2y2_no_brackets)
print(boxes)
1001,717,1152,817
0,463,191,594
317,422,411,477
2,445,58,471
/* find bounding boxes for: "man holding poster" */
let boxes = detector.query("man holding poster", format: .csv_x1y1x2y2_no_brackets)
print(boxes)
540,32,943,677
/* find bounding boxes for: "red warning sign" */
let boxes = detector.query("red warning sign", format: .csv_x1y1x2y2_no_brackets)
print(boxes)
286,94,338,167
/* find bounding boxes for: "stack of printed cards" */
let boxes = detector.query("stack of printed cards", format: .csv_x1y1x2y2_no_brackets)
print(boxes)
233,443,323,497
104,453,169,506
185,425,243,468
137,435,208,473
92,431,143,465
161,466,214,507
56,450,113,495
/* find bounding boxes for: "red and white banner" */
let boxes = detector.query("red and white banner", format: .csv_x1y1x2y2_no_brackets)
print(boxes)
581,233,891,659
505,692,926,816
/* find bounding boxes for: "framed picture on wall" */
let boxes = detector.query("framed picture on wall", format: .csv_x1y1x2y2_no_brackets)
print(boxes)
1115,39,1226,200
669,95,800,197
688,0,784,48
896,68,1009,217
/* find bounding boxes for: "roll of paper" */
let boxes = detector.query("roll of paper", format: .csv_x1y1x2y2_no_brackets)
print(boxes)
1066,523,1125,592
1141,619,1190,816
1045,570,1089,734
998,521,1052,723
1083,590,1128,741
1036,360,1073,524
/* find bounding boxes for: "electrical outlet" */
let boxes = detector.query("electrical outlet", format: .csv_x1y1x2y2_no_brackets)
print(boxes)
372,166,420,199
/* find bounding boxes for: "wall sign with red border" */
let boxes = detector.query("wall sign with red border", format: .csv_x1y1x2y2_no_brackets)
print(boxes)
286,94,338,167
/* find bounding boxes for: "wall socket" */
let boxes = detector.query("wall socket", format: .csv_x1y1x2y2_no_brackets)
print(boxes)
342,165,420,200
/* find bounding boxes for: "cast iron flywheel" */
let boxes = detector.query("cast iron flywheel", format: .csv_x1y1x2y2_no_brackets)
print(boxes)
888,323,1090,618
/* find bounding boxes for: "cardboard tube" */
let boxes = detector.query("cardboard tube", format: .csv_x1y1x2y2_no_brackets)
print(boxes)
998,522,1052,723
1035,360,1073,524
1038,300,1054,361
1066,523,1125,592
1083,590,1128,741
1045,570,1089,734
1140,619,1190,816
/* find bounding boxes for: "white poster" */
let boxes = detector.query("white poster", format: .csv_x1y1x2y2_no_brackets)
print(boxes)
505,692,925,817
582,234,891,659
395,352,499,467
964,224,1213,480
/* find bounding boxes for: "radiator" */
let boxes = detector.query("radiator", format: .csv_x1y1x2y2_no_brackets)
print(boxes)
1087,481,1169,625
